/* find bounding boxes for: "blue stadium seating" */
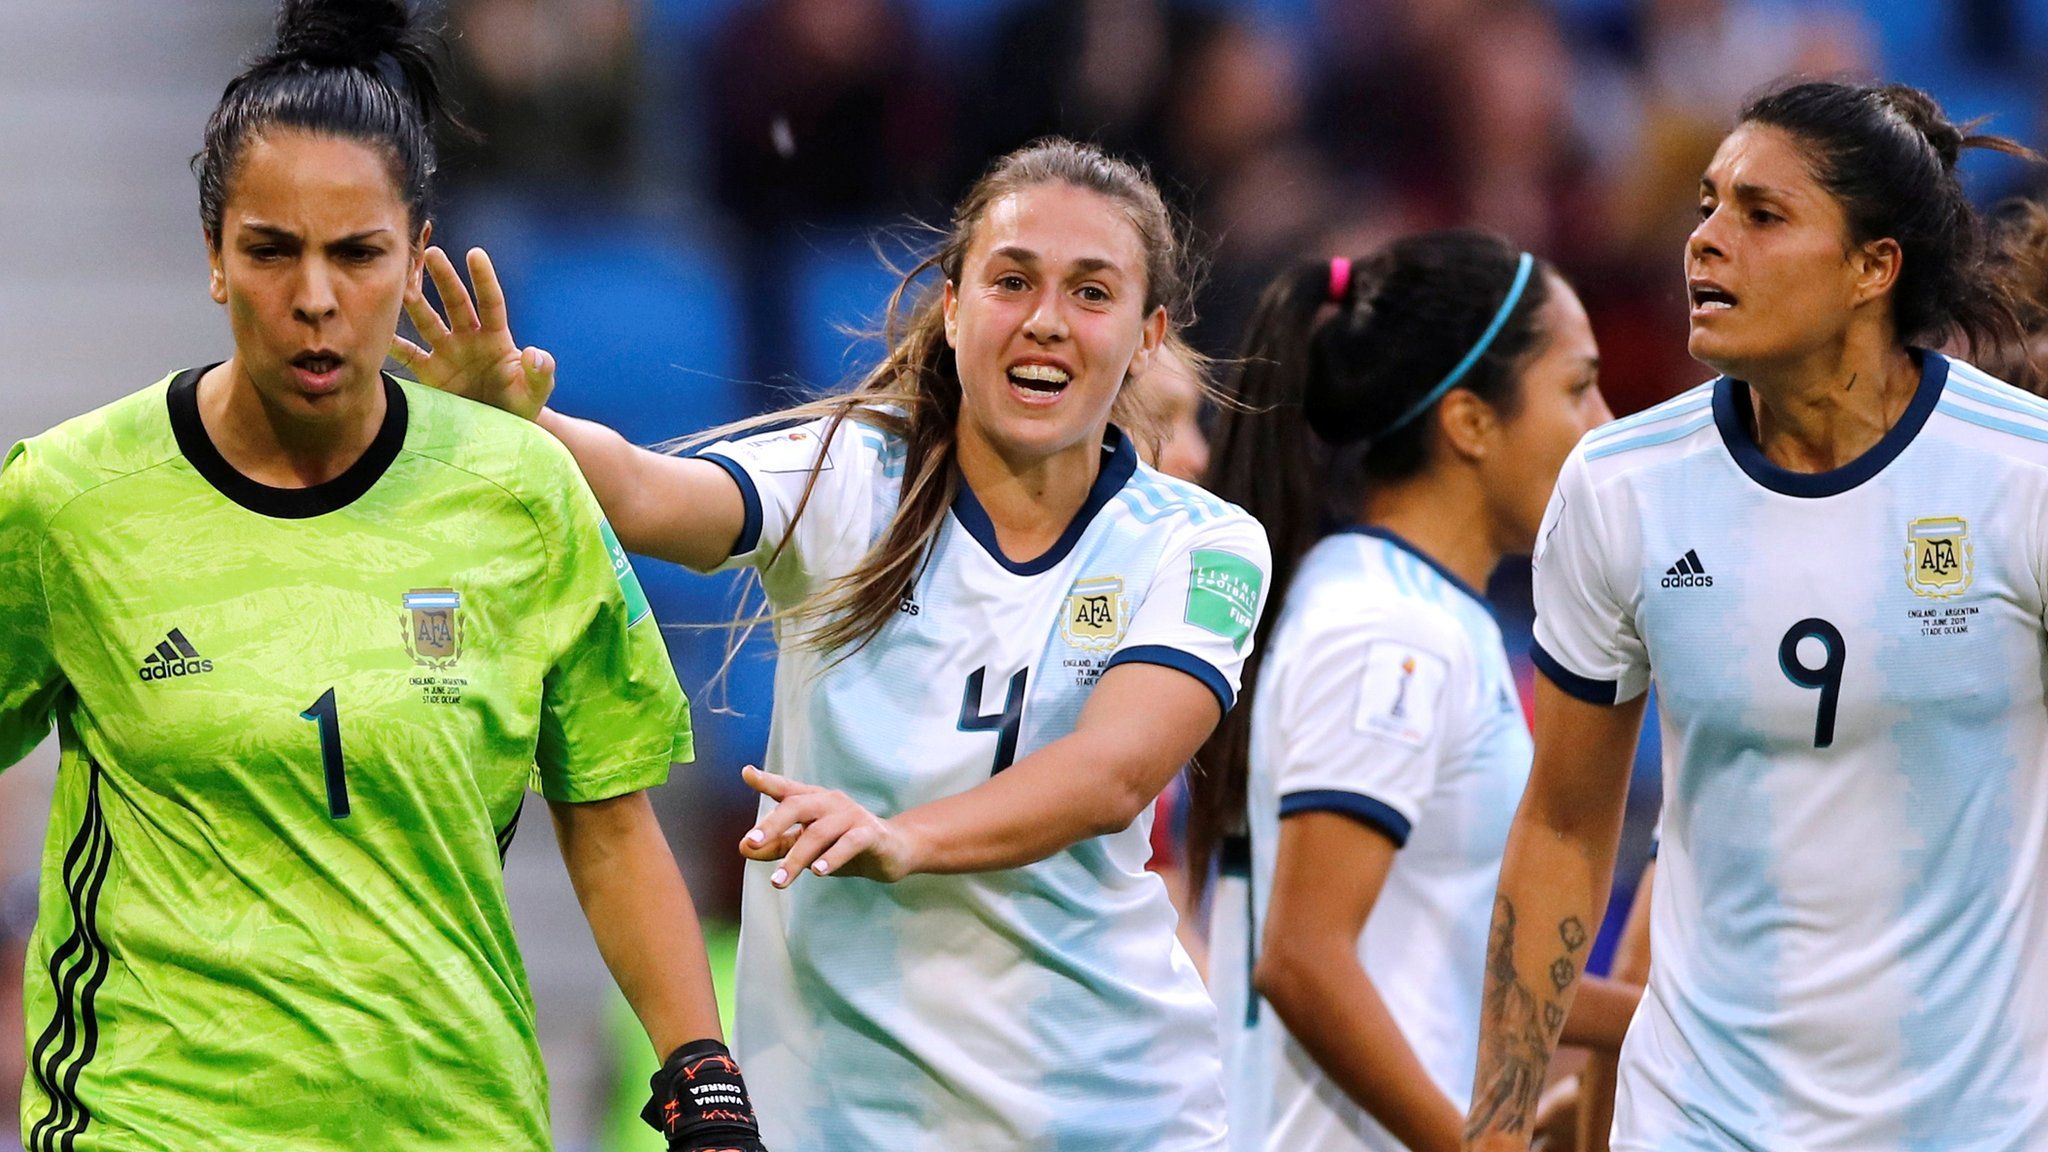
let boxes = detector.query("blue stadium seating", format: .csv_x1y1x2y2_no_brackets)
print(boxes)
635,558,779,778
781,228,920,391
451,209,775,772
643,0,751,43
503,216,752,450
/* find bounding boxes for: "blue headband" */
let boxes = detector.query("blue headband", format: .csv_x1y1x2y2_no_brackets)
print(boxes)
1378,251,1537,439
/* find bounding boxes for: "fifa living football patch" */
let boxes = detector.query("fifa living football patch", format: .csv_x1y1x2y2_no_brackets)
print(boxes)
1184,549,1262,651
601,519,653,626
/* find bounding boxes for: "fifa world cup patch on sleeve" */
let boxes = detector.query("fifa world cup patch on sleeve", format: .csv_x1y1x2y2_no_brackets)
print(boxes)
1184,549,1262,651
724,427,834,474
1353,643,1449,749
600,519,653,627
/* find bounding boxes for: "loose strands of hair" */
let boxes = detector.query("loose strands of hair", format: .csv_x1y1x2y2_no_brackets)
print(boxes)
196,0,453,244
1187,231,1550,892
664,138,1205,663
1982,198,2048,396
1184,260,1339,887
1740,79,2040,358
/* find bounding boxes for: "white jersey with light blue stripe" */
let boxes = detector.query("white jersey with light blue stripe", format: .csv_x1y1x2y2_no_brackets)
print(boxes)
1531,352,2048,1151
699,415,1271,1151
1211,528,1531,1152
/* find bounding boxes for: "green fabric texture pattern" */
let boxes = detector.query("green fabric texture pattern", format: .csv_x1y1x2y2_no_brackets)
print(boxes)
0,371,692,1150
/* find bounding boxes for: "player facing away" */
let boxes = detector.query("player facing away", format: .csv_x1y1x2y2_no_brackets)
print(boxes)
1463,81,2048,1152
1195,232,1631,1152
0,2,760,1149
402,138,1273,1150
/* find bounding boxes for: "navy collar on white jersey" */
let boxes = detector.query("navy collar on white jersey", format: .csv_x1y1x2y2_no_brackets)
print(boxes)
1713,348,1947,499
1338,524,1493,610
950,424,1138,576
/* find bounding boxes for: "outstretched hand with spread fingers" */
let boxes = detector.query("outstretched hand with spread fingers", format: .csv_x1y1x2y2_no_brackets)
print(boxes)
392,245,555,421
738,766,919,888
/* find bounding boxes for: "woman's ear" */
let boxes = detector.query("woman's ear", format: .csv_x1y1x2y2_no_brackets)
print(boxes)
1436,388,1498,463
205,230,228,305
409,220,434,292
1851,235,1903,310
1127,307,1169,382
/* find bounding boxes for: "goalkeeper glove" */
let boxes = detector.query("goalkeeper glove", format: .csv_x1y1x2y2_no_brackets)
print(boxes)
640,1038,767,1152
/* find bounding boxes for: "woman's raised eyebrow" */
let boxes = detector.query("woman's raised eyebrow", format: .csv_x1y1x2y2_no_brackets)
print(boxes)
1702,176,1787,203
988,246,1124,278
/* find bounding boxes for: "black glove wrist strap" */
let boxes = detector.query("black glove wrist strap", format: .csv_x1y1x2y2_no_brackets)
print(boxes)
642,1037,763,1150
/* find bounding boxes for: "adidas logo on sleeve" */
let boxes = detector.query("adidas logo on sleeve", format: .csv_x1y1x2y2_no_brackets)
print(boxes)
138,628,214,681
1661,549,1713,589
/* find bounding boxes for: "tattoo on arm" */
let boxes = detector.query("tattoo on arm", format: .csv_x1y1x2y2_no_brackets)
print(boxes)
1464,901,1591,1142
1549,956,1575,992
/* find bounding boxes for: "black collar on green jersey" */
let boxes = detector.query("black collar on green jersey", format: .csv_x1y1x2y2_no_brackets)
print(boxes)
168,365,408,519
1713,348,1947,499
951,424,1138,575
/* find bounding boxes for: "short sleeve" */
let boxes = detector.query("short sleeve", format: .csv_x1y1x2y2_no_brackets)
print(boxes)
0,441,65,772
1103,512,1273,715
533,457,693,803
694,417,868,576
1530,447,1649,705
1267,610,1466,848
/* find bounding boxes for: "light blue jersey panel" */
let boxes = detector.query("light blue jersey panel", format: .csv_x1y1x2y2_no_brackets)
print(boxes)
1532,354,2048,1152
700,417,1271,1151
1215,529,1530,1152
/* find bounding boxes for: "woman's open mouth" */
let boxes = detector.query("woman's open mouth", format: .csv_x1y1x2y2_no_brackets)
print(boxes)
1007,362,1072,405
291,351,346,393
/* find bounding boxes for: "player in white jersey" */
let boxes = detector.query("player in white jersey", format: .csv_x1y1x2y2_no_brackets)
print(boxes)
1193,231,1631,1152
1464,81,2048,1152
407,139,1271,1150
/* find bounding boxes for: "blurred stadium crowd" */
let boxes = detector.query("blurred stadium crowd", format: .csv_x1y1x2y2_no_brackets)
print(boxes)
439,0,2046,401
7,1,2048,1148
427,0,2048,935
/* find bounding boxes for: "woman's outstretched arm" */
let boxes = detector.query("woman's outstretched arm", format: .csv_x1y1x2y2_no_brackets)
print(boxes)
393,245,748,570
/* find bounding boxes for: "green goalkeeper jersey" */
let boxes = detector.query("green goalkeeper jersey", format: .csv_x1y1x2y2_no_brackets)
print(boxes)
0,368,693,1151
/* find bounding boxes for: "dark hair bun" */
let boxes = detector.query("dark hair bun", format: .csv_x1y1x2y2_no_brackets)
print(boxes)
1305,230,1548,453
197,0,449,241
1878,83,1964,171
267,0,413,71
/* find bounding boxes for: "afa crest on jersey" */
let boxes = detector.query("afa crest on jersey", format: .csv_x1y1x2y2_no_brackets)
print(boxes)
402,588,463,668
1906,516,1972,599
1061,575,1130,651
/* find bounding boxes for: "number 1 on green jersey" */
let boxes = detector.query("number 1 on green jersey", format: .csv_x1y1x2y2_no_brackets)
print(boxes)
301,688,350,818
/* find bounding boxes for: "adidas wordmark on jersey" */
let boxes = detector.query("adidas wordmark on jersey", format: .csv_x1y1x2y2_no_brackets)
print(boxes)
699,415,1271,1151
1532,352,2048,1152
0,370,690,1151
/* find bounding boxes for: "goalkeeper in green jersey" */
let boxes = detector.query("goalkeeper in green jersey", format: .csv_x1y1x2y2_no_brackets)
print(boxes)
0,2,762,1149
